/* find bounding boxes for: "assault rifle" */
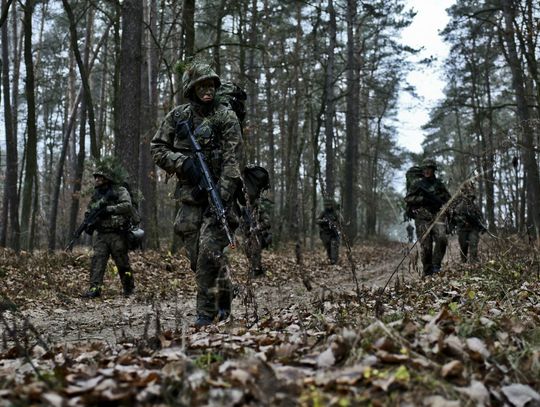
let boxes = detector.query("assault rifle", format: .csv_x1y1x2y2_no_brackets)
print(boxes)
180,120,236,248
65,202,107,251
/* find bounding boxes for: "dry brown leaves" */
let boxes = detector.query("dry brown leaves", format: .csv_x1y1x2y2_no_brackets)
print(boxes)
1,240,539,406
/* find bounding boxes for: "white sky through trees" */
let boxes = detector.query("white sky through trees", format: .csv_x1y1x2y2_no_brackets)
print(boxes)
396,0,456,153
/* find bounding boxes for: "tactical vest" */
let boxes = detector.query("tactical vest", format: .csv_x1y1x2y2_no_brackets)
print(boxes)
90,186,131,232
173,104,224,182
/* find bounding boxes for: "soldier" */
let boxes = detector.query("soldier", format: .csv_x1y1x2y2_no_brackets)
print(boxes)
452,183,485,263
242,196,273,278
406,223,415,243
241,165,272,278
404,158,451,276
317,198,340,265
151,62,243,327
83,160,135,298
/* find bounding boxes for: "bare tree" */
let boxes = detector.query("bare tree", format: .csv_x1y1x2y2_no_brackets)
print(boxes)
20,0,38,250
0,0,19,250
116,0,143,185
501,0,540,239
343,0,360,241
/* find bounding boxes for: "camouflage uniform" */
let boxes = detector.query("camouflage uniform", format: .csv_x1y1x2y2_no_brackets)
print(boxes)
317,200,340,265
452,185,485,263
86,172,135,297
151,63,242,324
242,197,273,277
404,159,451,275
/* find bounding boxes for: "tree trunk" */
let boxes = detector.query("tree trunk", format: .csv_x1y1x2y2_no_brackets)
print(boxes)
116,0,143,185
20,0,38,250
212,0,226,74
0,0,13,28
343,0,359,241
324,0,337,199
501,0,540,240
139,0,159,249
1,0,20,251
182,0,194,58
62,0,99,159
48,88,83,250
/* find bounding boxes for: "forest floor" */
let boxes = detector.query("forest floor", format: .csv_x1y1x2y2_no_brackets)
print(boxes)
1,236,539,406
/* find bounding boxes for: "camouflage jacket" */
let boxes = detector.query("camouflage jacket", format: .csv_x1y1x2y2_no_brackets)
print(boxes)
317,209,340,234
151,101,243,205
87,185,132,232
452,196,485,230
404,176,451,219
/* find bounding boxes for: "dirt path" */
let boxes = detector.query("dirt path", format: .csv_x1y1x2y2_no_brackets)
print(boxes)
9,241,421,346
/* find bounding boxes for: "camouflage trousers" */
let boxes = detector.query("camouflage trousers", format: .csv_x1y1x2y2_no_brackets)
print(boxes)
174,203,235,320
90,232,134,292
414,218,447,275
457,227,480,263
320,232,340,265
244,231,264,276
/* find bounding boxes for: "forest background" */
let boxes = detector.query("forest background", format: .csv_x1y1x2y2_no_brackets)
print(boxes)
0,0,539,252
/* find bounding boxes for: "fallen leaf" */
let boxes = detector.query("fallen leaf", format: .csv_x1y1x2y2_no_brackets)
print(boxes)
501,384,540,407
42,392,64,407
376,350,409,363
456,380,490,406
423,395,460,407
466,337,490,361
441,360,463,378
316,347,335,368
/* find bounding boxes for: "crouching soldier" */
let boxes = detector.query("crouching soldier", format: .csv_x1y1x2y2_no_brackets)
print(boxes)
317,198,340,265
82,160,135,298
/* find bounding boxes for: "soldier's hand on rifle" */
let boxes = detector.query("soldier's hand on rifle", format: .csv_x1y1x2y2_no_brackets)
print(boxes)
219,184,232,203
180,157,203,185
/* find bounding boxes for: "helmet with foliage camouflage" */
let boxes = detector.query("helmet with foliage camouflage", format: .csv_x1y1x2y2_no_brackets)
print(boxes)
182,61,221,99
92,156,128,185
421,158,438,171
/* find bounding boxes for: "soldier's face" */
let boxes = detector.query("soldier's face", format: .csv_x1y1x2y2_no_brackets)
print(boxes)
94,175,107,187
423,167,434,178
195,79,216,103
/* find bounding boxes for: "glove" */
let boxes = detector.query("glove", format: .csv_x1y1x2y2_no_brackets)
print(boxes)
181,157,202,186
219,178,240,204
191,185,207,202
220,185,232,203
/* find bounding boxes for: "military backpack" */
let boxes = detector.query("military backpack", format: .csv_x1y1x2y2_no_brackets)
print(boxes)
404,165,423,220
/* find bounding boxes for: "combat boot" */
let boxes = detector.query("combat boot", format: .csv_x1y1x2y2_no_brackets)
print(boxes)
217,308,230,322
123,285,134,297
82,287,101,299
250,267,265,278
194,315,213,327
120,269,135,297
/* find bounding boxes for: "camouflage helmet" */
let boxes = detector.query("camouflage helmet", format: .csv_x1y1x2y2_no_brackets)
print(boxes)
421,158,438,171
182,62,221,99
92,157,128,185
